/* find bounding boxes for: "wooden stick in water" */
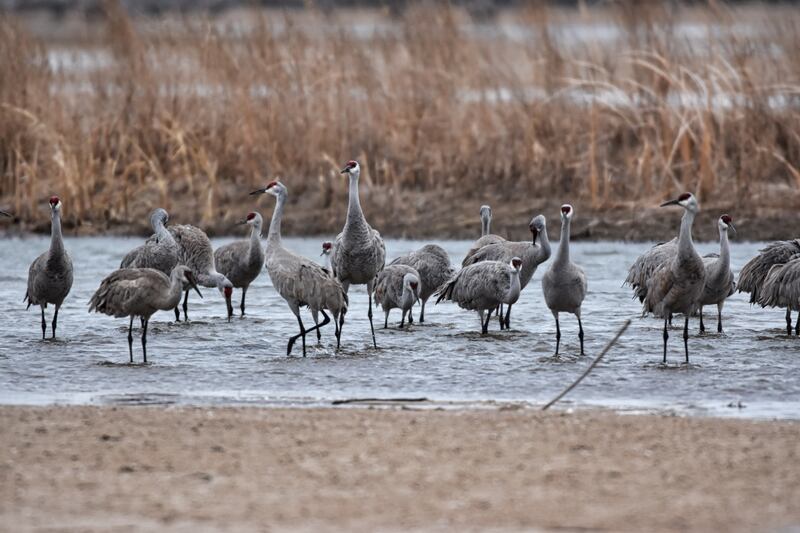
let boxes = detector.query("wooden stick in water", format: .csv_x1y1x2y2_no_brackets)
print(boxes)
541,319,631,411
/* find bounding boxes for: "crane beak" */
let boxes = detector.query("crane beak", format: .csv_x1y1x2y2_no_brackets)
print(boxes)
728,223,737,236
249,188,267,195
660,199,680,207
530,227,538,245
235,219,248,226
340,167,350,174
186,274,203,299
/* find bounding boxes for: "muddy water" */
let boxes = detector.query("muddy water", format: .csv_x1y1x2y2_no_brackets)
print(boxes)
0,236,797,419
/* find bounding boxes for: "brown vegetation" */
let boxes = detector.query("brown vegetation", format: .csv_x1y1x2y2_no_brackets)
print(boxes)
0,3,799,239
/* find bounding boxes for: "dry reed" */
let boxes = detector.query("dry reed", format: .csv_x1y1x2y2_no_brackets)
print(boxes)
0,3,799,237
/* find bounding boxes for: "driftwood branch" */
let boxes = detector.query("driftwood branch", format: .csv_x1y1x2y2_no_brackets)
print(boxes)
332,397,429,405
542,319,631,411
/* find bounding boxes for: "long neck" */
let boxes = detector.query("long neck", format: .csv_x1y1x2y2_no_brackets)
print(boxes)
249,221,262,258
50,209,64,255
401,286,416,310
505,270,521,303
346,176,365,226
323,254,332,271
165,270,186,307
268,193,286,244
481,216,490,236
677,209,696,256
718,226,730,267
554,218,571,266
537,223,552,262
154,219,174,245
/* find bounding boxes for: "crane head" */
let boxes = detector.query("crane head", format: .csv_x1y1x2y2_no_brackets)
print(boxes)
560,204,573,219
660,192,698,213
529,215,546,246
321,242,332,256
719,214,736,235
479,204,492,218
511,257,522,270
49,196,62,211
340,160,359,175
250,180,285,197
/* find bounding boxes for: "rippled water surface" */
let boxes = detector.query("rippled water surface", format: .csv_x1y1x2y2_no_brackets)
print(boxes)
1,236,798,419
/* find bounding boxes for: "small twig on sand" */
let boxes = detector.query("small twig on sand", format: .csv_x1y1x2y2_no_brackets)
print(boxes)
332,397,429,405
542,319,631,411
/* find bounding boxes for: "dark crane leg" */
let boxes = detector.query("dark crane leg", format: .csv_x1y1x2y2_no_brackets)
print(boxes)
699,306,705,333
174,306,180,322
52,304,60,339
795,312,800,336
481,309,492,335
504,304,512,329
498,304,504,330
683,316,690,364
662,316,669,364
240,286,248,317
367,285,377,348
555,315,561,356
419,300,426,323
141,318,148,364
41,306,46,340
578,316,584,356
182,290,189,321
717,304,724,333
127,316,134,363
786,308,792,336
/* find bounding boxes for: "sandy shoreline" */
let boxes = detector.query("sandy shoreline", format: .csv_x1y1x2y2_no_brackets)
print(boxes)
1,406,798,532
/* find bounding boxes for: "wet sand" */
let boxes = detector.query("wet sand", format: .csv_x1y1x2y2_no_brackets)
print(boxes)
1,406,798,532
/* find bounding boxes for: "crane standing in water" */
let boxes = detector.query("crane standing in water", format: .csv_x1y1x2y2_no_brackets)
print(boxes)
698,215,736,333
25,196,73,340
214,212,265,320
89,266,202,363
120,208,179,277
252,180,348,355
374,265,421,329
330,160,386,348
739,239,800,335
389,244,453,323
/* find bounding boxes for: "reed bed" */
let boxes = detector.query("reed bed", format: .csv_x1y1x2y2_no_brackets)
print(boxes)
0,3,799,238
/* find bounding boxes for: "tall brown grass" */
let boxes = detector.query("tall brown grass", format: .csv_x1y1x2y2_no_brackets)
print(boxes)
0,3,799,236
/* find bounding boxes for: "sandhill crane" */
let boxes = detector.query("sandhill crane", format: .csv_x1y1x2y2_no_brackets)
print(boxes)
739,239,800,335
542,205,587,355
758,254,800,335
698,215,736,333
462,215,551,329
389,244,454,323
435,257,522,334
251,180,348,355
462,204,505,267
24,196,73,339
374,265,421,329
625,238,678,305
89,266,202,363
641,193,705,364
330,160,386,348
166,224,233,322
213,212,265,320
321,242,333,274
120,208,179,277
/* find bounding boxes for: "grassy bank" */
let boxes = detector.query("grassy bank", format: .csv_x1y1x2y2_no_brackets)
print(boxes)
1,3,799,239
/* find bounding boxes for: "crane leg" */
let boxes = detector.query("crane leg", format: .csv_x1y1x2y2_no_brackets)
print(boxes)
668,312,673,327
662,316,669,364
717,303,724,333
578,315,584,356
226,294,234,323
699,306,705,333
52,304,60,339
311,310,322,342
504,304,512,329
287,313,307,357
40,306,46,340
683,316,690,364
481,309,492,335
127,316,134,364
787,308,793,336
337,312,345,351
141,318,148,364
498,305,504,330
182,290,189,321
400,310,406,329
367,283,377,348
419,300,426,323
384,311,389,329
240,286,247,317
795,312,799,336
554,314,561,356
174,306,180,322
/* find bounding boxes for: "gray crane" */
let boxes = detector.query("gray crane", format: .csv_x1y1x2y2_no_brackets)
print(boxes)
166,224,233,322
24,196,73,339
625,238,678,305
89,266,202,363
389,244,454,323
330,160,386,348
758,254,800,335
640,193,705,364
462,215,551,329
251,180,348,355
120,208,179,277
542,205,587,355
738,239,800,335
435,257,522,335
321,241,333,274
698,215,736,333
462,204,505,267
213,212,265,320
374,265,421,329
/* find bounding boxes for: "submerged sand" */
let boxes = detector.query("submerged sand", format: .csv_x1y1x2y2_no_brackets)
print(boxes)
1,406,798,532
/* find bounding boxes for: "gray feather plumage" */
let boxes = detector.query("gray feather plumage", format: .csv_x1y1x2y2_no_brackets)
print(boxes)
435,261,520,312
214,214,265,289
374,264,421,314
89,267,188,320
758,254,800,311
25,205,73,310
389,244,454,303
120,208,179,276
738,239,800,304
624,238,678,303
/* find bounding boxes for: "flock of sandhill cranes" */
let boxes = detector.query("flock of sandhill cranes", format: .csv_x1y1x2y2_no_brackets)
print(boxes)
6,161,800,365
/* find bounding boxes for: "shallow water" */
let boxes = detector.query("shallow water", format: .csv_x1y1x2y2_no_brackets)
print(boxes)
0,236,798,419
